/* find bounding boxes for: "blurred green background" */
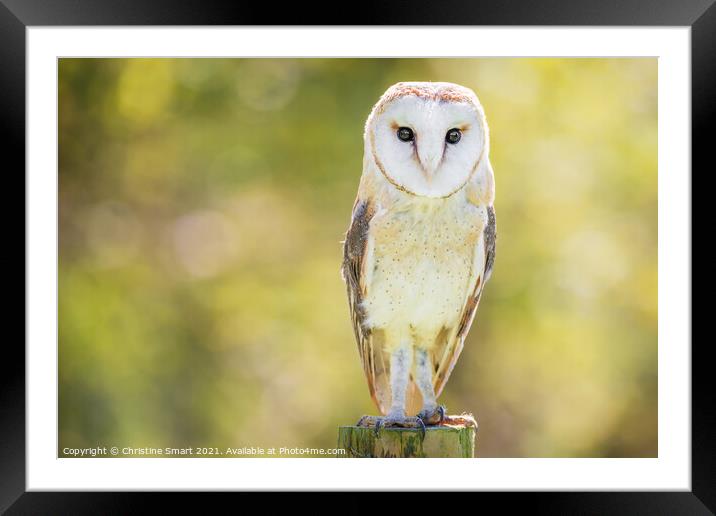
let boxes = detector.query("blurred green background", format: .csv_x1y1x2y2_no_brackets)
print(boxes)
58,58,657,457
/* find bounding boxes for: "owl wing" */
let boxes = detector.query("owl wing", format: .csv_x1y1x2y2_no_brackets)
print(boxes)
342,198,390,413
430,205,496,400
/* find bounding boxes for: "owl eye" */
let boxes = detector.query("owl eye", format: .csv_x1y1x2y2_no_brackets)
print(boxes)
397,127,414,142
446,128,462,144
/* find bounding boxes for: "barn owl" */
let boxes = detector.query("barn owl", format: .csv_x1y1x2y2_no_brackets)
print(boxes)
342,82,496,432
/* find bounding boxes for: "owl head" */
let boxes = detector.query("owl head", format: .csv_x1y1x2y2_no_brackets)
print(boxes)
364,81,489,198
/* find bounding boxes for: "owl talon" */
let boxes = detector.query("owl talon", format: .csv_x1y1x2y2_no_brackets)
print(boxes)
417,405,447,426
416,416,426,441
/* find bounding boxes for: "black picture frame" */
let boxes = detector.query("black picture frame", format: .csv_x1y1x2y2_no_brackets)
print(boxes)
3,0,710,512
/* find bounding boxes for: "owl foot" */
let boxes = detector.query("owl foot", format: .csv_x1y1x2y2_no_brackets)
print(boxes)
356,415,426,440
417,405,446,426
376,415,426,439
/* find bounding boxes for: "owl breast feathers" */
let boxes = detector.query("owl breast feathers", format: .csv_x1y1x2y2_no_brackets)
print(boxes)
343,81,496,417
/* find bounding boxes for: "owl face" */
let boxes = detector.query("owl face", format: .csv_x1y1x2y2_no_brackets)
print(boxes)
366,82,488,198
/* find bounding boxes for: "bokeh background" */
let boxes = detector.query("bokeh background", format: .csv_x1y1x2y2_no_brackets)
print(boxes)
58,58,657,457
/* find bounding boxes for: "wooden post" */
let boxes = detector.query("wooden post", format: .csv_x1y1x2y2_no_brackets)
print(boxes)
337,416,477,458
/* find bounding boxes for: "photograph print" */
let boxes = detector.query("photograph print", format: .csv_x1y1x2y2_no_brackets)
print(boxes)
58,57,657,459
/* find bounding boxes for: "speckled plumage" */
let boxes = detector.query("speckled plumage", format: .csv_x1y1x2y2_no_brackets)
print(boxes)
342,82,496,419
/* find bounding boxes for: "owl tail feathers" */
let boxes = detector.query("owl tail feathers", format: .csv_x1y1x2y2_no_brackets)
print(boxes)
405,381,424,416
370,376,424,416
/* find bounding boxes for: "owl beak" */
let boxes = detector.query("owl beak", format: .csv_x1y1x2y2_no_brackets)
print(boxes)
417,142,443,181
